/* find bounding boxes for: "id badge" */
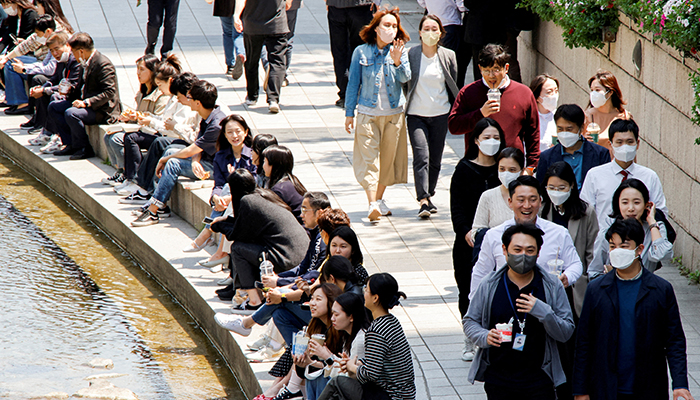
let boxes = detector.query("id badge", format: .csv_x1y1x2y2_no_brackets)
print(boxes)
513,333,526,351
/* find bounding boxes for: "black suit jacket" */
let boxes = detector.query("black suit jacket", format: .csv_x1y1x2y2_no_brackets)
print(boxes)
77,51,121,124
43,54,81,101
535,139,612,188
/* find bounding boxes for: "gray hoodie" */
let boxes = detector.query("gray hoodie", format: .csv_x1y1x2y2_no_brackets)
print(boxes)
463,264,575,386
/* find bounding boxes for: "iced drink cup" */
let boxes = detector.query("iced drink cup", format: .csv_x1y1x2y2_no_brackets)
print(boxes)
496,323,512,342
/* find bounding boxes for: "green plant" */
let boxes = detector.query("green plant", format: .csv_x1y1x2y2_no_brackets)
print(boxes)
690,73,700,143
688,270,700,285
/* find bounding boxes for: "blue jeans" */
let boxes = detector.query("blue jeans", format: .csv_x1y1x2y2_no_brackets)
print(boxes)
271,303,312,347
306,375,331,400
151,154,214,206
4,55,37,105
219,16,245,67
104,131,125,169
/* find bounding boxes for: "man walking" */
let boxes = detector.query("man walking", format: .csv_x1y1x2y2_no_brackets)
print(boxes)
145,0,181,58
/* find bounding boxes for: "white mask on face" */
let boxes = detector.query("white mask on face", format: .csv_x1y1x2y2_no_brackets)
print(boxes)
420,31,440,47
609,246,639,270
547,189,570,206
557,130,580,148
377,26,396,44
590,90,608,108
4,6,17,16
59,50,69,63
477,138,500,157
613,144,637,163
36,35,47,45
499,170,520,188
540,93,559,113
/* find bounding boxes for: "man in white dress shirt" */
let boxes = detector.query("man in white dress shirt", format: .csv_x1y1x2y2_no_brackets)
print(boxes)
580,119,667,228
470,175,583,299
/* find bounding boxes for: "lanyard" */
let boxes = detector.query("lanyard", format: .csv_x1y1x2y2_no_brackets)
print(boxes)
503,273,526,333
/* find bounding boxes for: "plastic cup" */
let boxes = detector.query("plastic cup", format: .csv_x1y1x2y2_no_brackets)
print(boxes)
58,79,71,95
487,89,501,105
260,260,274,278
292,332,309,356
311,333,326,346
547,259,565,276
587,123,600,143
495,323,512,342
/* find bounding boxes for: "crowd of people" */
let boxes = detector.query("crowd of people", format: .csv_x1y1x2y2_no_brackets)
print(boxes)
0,0,695,399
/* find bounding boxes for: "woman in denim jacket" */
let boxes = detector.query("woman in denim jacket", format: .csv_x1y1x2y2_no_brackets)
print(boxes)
344,8,411,222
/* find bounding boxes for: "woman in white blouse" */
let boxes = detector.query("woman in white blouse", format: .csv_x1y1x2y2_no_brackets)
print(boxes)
404,14,460,219
529,74,559,151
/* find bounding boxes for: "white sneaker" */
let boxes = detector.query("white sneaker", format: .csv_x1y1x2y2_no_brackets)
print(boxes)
244,98,257,106
368,202,381,222
40,135,62,154
246,345,284,363
268,101,280,114
28,133,51,146
462,337,475,362
247,334,272,351
377,199,392,216
214,313,252,336
115,182,141,196
217,276,233,286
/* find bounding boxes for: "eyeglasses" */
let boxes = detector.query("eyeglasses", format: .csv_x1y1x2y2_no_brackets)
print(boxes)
300,206,311,213
480,68,504,76
545,186,569,192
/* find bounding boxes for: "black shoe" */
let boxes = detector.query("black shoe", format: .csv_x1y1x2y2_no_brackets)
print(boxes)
226,65,235,76
418,203,431,219
131,209,159,227
69,147,95,160
216,283,234,295
4,105,17,113
145,44,155,55
20,118,35,129
157,205,171,218
230,300,263,315
0,102,10,108
272,386,304,400
217,287,235,301
427,199,438,213
54,146,77,156
335,98,345,109
6,105,32,115
231,54,244,80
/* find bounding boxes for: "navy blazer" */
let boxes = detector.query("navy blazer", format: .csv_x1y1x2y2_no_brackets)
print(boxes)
535,139,611,187
573,268,688,399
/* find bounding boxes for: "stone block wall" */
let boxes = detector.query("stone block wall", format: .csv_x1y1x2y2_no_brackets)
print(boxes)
519,15,700,270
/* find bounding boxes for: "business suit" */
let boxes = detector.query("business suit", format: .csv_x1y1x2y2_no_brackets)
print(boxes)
536,139,611,190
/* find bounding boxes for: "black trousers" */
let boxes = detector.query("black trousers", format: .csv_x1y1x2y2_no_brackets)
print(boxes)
484,383,556,400
124,130,159,180
326,5,373,100
136,136,187,192
442,24,471,88
406,114,449,201
146,0,180,56
28,74,50,126
453,236,473,318
232,241,266,289
470,28,522,83
243,33,287,103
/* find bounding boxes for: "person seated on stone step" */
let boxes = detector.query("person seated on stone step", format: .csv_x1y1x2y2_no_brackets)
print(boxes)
130,79,224,226
261,145,307,223
49,32,121,160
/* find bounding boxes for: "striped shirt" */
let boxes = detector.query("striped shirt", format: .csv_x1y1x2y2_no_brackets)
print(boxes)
357,314,415,400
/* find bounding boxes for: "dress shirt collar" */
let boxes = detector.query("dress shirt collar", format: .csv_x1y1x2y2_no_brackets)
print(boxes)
482,74,511,90
610,160,638,177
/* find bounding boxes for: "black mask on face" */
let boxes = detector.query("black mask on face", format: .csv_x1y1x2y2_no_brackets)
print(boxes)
507,253,537,274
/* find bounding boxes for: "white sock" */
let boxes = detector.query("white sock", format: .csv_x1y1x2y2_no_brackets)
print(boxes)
286,371,303,393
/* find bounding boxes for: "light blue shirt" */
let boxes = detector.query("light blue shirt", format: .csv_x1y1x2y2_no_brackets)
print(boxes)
561,144,584,190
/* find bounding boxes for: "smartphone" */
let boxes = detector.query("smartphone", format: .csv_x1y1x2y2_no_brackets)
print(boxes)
300,302,310,311
254,281,266,290
202,216,214,224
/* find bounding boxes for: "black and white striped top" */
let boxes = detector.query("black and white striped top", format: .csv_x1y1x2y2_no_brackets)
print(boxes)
357,314,415,400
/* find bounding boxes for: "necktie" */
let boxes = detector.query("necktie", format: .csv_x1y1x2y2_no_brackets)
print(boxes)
620,170,629,181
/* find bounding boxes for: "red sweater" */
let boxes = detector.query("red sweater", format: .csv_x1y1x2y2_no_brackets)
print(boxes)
448,80,540,167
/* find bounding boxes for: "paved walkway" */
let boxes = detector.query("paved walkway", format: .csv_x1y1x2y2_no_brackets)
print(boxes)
19,0,700,398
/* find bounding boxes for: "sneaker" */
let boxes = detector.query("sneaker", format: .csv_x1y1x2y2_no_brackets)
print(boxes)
231,54,244,80
462,337,475,362
377,199,392,216
101,171,125,186
39,135,62,153
131,204,170,218
115,181,141,196
130,209,159,227
157,205,171,218
335,98,345,109
247,334,272,351
418,203,431,219
29,133,51,146
217,276,233,286
226,65,235,76
272,386,303,400
28,126,43,135
246,345,285,363
268,101,280,114
230,299,263,315
428,198,438,214
367,202,381,222
20,119,35,129
214,313,252,336
244,97,257,106
119,191,151,204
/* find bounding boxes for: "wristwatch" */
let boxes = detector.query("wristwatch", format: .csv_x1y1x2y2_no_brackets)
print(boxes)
280,294,287,303
649,222,659,230
325,357,334,367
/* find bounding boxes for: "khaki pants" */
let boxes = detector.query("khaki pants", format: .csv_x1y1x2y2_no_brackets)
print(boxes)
352,113,408,191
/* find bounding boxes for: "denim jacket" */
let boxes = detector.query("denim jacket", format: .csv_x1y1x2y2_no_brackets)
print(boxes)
345,43,411,118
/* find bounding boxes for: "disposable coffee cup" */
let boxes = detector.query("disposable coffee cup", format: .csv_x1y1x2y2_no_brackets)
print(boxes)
58,78,70,95
547,259,565,276
260,255,274,278
487,89,501,105
587,123,600,143
495,323,512,342
292,332,309,356
591,133,599,143
311,333,326,346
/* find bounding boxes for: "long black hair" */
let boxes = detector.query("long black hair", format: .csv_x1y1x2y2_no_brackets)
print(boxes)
321,255,359,285
262,145,306,195
34,0,73,33
541,161,588,221
333,292,369,353
216,114,253,152
135,54,160,96
366,273,406,311
327,226,363,267
609,178,650,221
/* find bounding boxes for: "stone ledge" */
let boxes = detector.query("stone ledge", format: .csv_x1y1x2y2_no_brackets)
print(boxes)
0,125,261,399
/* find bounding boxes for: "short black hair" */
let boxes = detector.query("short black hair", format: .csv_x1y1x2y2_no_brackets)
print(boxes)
304,191,330,211
609,178,650,220
605,218,645,248
478,44,510,68
67,32,94,50
508,175,541,198
554,104,585,129
35,14,56,32
189,80,217,109
497,147,525,170
502,223,544,252
609,119,639,142
170,72,198,96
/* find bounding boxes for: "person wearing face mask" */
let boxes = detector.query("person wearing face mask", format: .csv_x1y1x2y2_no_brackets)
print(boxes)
471,176,583,304
535,104,610,191
0,0,38,54
463,223,574,400
587,178,674,280
344,8,411,222
573,218,693,400
580,119,667,229
405,14,459,219
529,74,559,151
583,69,633,151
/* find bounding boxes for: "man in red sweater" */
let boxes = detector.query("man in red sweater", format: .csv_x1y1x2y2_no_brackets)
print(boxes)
448,44,540,167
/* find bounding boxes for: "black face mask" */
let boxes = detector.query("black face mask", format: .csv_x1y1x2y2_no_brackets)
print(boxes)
507,253,537,274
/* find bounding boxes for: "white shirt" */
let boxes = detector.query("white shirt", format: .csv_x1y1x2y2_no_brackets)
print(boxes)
538,111,556,151
580,161,668,228
469,217,583,299
407,53,450,117
416,0,466,26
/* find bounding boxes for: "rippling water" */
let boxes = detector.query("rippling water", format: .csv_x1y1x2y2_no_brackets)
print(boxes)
0,156,243,399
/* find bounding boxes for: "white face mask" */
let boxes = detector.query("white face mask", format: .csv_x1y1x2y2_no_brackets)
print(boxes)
420,31,440,47
547,189,570,206
609,246,639,270
36,35,47,45
3,6,17,16
540,93,558,113
499,170,520,189
477,138,500,157
613,144,637,163
377,26,396,44
59,50,69,63
590,90,608,108
557,130,580,148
